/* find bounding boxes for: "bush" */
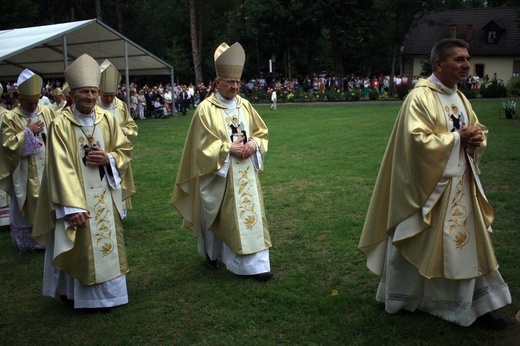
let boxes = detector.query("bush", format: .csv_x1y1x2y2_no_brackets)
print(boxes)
323,89,346,101
480,83,507,98
506,76,520,97
459,87,478,99
396,83,410,100
368,88,380,101
346,89,362,101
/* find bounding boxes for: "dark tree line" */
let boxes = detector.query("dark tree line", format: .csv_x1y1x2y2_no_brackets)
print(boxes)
0,0,518,85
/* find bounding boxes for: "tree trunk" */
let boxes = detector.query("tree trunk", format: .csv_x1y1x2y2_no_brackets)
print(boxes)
189,0,204,86
115,0,124,33
330,26,344,77
95,0,102,21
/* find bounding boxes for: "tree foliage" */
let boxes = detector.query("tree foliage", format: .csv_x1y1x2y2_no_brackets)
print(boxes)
0,0,516,85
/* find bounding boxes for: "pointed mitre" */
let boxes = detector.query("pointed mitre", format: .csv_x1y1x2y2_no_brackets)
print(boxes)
0,82,3,96
99,59,121,93
65,54,101,90
17,69,43,100
62,82,70,97
52,87,63,96
214,42,245,79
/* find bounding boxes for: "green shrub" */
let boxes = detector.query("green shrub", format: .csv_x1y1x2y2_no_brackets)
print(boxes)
346,89,362,101
506,76,520,97
368,88,380,101
480,83,507,98
459,87,478,99
396,83,410,100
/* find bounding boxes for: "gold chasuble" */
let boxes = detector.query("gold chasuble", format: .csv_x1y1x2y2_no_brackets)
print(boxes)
358,78,496,279
0,105,55,224
171,93,271,255
33,107,134,285
97,98,138,211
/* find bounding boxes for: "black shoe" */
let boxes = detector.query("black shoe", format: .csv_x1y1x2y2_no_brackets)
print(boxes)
205,254,219,269
60,295,74,308
254,271,273,282
474,312,510,329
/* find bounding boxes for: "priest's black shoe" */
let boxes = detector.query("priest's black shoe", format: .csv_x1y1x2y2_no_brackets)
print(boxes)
474,312,509,329
205,254,219,269
254,271,273,282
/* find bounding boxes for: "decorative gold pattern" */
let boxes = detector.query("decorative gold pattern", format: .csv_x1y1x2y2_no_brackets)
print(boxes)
447,173,470,250
93,190,114,256
237,166,258,229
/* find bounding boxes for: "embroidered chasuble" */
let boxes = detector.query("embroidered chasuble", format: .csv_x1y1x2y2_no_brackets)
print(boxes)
33,107,134,285
171,93,271,255
97,99,138,211
358,77,496,279
0,105,55,224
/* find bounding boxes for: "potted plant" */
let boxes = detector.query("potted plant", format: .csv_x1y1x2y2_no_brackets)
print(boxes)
502,98,517,119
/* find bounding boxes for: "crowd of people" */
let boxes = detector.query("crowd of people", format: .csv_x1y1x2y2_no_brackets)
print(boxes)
0,38,517,330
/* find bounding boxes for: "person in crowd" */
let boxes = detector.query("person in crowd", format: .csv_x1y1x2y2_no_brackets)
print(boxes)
179,85,189,116
51,87,67,113
137,89,146,119
32,53,134,310
97,59,138,219
358,38,511,328
0,83,10,227
171,42,273,282
0,69,55,251
270,87,277,111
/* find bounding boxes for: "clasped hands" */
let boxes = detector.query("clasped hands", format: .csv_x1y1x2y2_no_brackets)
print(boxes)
85,146,110,166
459,125,484,148
230,136,256,159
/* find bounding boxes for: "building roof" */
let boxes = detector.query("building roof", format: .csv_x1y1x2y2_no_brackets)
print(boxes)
403,7,520,56
0,19,173,80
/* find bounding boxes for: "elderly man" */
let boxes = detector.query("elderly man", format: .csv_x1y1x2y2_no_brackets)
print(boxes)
0,69,55,251
50,87,67,113
33,54,135,309
171,42,273,282
358,38,511,328
97,59,138,218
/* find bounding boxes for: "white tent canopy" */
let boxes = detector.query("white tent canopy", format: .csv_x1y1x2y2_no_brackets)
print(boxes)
0,19,173,83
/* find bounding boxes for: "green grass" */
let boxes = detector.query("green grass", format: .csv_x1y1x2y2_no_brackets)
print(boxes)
1,100,519,345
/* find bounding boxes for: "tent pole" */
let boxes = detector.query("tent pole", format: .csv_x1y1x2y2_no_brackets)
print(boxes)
62,35,68,70
124,41,131,111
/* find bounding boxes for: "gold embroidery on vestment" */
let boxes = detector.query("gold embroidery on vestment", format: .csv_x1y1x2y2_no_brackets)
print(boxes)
448,172,470,250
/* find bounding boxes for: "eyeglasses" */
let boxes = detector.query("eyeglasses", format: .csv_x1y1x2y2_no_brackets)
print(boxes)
220,79,241,86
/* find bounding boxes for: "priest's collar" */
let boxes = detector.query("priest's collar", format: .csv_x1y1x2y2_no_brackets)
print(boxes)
216,91,237,109
429,74,457,95
99,98,115,110
72,104,95,126
20,106,38,118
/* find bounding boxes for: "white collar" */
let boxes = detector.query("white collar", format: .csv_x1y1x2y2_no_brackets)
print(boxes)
72,104,95,126
429,74,457,95
216,91,237,109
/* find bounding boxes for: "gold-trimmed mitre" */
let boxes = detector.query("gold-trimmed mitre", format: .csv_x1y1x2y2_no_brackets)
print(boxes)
52,87,63,96
65,54,101,90
99,59,121,93
62,82,70,97
17,69,43,101
214,42,245,79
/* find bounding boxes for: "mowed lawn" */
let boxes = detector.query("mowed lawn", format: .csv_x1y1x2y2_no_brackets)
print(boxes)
1,99,519,345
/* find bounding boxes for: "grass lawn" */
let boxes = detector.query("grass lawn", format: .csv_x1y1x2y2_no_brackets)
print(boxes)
1,99,519,345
